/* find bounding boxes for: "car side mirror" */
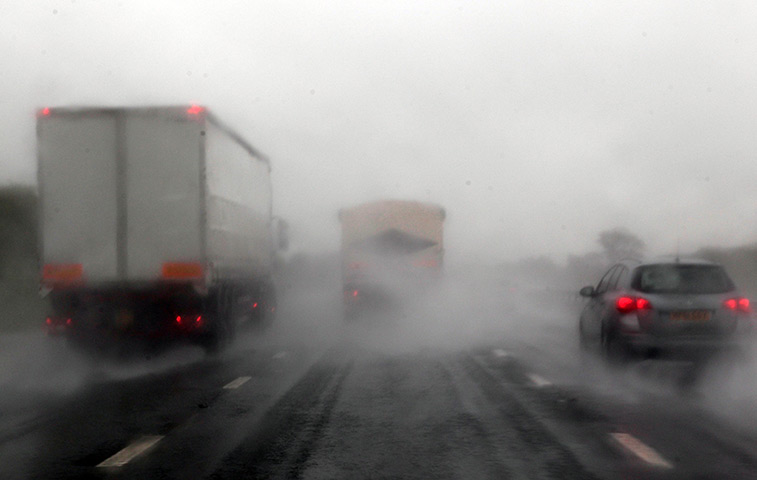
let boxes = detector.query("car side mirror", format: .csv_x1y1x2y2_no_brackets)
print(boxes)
579,286,595,298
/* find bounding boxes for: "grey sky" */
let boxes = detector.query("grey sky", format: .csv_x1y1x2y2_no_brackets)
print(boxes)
2,1,757,263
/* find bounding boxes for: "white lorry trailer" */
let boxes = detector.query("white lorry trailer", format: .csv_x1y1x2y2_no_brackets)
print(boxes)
37,105,278,352
339,200,445,317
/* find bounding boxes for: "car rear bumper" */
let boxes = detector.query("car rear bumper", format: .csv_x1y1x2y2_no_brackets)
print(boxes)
621,334,744,359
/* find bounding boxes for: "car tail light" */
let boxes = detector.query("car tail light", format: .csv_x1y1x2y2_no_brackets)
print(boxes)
724,297,750,312
616,296,652,314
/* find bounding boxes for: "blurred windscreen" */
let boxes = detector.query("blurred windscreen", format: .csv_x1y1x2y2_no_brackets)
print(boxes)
633,264,735,294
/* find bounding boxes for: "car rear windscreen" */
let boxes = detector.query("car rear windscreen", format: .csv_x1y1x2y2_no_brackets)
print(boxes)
632,264,735,294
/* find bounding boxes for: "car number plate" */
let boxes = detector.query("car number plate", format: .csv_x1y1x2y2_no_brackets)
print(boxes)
669,310,711,322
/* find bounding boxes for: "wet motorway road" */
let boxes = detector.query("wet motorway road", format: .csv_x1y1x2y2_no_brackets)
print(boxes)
2,287,757,479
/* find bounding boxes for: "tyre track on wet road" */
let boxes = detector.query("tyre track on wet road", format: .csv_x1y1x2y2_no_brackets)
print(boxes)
210,349,354,479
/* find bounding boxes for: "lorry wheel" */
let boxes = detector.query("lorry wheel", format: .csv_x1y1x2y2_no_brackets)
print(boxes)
202,317,234,355
201,289,235,354
247,282,276,331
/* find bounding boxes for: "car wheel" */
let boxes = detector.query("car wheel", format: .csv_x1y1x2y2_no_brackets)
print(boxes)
578,318,589,351
601,326,628,364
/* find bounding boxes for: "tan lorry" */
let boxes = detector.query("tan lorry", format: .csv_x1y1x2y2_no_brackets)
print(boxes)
339,200,445,317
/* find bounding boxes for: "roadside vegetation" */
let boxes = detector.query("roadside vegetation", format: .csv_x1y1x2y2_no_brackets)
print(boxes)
0,185,44,332
503,228,757,302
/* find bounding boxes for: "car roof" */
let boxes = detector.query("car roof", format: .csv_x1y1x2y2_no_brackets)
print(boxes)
624,256,721,268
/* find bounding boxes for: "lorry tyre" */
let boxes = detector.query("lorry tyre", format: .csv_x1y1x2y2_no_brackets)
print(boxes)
201,289,234,354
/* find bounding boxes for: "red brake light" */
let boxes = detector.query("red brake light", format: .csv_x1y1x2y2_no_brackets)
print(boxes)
616,296,635,314
252,302,258,309
617,296,651,314
186,105,205,115
196,316,202,324
41,107,51,116
176,315,182,324
724,297,750,312
739,298,750,312
352,290,359,297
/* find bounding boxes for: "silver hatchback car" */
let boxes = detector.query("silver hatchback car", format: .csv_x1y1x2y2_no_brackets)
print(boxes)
578,258,752,361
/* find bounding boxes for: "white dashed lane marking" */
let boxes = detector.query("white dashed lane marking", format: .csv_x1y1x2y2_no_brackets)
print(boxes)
611,432,674,469
526,373,552,387
492,349,510,358
96,435,164,468
223,376,252,390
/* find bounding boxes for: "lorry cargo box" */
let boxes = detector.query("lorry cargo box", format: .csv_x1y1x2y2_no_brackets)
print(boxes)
38,106,273,288
37,106,277,351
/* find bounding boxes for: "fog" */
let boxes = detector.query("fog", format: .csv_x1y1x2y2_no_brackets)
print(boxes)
3,1,757,262
3,4,757,472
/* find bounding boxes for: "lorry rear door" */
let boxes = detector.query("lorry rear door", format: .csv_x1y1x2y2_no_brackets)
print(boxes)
124,111,204,282
38,112,119,284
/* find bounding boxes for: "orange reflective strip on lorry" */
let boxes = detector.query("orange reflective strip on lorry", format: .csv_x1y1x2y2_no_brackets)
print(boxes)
42,263,84,283
161,262,204,279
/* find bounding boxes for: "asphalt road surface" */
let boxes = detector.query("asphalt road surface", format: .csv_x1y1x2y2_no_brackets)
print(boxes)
2,274,757,479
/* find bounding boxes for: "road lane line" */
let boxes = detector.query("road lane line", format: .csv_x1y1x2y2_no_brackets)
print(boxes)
96,435,163,468
223,376,252,390
527,373,552,387
492,349,510,358
611,433,673,469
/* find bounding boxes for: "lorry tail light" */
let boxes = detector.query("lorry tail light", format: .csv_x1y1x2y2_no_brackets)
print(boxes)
724,297,750,312
162,262,204,280
186,105,205,115
616,296,652,314
40,107,51,117
44,316,73,331
344,289,359,302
